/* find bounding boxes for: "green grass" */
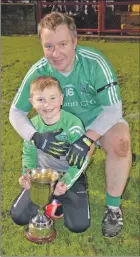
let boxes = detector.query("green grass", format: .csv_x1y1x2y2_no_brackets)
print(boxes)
1,35,140,256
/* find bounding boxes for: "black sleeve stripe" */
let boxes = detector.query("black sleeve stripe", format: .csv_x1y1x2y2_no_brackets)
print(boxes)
97,82,118,93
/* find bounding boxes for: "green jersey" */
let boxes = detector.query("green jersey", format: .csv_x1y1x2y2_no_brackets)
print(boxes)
13,45,121,128
22,109,87,190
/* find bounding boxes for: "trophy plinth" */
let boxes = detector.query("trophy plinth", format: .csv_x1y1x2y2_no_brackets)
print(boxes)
25,168,59,244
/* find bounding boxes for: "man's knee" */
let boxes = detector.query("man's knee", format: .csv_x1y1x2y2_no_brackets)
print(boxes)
101,125,131,157
113,135,131,157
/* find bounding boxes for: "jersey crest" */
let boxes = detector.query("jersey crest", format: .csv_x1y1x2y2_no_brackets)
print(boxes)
80,82,91,94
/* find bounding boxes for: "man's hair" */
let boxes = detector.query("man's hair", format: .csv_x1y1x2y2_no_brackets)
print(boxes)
38,12,77,39
30,76,62,97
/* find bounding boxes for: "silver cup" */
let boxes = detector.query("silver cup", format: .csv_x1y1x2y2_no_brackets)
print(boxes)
25,168,60,244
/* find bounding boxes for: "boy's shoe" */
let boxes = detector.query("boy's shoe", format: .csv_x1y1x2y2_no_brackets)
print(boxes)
45,199,63,219
102,206,123,238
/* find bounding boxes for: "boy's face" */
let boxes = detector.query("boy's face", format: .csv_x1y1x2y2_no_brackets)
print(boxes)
40,24,77,73
29,86,63,124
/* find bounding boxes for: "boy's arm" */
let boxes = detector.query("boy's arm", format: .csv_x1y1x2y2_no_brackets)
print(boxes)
59,143,94,190
22,140,38,175
59,116,92,190
59,157,89,190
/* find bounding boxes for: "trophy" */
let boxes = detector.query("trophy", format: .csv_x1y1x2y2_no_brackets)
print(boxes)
25,168,60,244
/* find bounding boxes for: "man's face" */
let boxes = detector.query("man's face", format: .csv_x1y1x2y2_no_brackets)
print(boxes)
40,24,77,72
29,87,63,124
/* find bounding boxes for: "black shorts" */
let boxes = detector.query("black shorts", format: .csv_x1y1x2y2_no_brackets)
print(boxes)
10,174,90,233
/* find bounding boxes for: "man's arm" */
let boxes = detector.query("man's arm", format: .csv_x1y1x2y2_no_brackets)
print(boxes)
85,101,122,141
68,101,123,168
9,59,46,140
9,104,36,141
67,49,123,168
9,105,69,157
67,101,122,168
85,50,122,141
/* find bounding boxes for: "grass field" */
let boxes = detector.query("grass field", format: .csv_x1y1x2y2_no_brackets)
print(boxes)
1,35,140,256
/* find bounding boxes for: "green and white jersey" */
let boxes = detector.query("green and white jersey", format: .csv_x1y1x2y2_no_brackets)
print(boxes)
13,45,121,128
22,109,86,190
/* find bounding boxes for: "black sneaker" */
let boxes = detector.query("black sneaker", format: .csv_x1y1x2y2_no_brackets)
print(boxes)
102,206,123,238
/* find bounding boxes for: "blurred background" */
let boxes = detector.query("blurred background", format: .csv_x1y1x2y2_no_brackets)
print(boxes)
1,0,140,36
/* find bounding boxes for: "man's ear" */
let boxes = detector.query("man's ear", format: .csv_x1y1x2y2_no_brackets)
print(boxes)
73,37,77,50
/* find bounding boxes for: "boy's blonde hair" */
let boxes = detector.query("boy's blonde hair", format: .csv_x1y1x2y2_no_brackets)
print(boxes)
38,12,77,39
30,76,62,97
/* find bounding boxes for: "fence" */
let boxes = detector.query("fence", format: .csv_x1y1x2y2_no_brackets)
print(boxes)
1,2,37,35
1,0,140,36
37,0,140,35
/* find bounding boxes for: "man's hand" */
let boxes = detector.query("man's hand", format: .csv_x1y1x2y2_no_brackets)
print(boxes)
67,135,94,169
32,129,69,159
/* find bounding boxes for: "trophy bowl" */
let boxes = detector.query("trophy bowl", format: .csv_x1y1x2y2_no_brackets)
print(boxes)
25,168,60,244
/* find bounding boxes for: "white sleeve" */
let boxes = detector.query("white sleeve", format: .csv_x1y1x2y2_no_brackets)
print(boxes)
9,104,36,141
86,101,122,136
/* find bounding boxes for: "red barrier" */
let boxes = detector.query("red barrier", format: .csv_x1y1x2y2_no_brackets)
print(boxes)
37,1,140,35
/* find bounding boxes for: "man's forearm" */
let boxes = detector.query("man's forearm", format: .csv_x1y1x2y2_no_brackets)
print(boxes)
85,130,101,142
9,105,36,141
85,101,122,141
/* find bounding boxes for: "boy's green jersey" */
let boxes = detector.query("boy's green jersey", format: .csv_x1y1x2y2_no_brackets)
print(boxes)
22,109,87,190
13,45,121,128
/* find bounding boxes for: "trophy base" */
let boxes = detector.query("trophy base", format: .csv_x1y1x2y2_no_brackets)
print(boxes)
25,229,56,244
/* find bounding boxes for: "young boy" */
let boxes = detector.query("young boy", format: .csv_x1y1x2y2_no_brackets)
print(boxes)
11,76,93,233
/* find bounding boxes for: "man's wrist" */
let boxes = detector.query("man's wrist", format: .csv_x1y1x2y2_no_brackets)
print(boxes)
83,135,96,148
85,130,101,143
31,132,38,141
85,135,96,144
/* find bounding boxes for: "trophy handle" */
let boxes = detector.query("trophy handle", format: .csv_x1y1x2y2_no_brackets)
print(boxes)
50,182,56,195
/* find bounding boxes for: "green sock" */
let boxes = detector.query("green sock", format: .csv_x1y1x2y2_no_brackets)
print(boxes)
106,192,120,207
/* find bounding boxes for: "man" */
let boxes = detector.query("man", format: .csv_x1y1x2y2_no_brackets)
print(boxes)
9,12,132,238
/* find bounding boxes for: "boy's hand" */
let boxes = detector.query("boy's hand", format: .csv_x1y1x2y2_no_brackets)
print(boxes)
54,181,67,196
32,129,69,159
19,174,31,189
